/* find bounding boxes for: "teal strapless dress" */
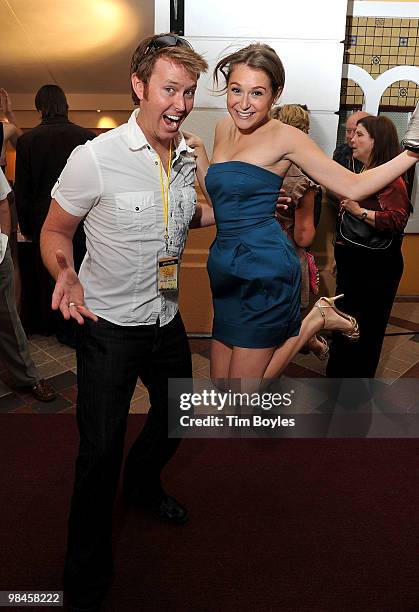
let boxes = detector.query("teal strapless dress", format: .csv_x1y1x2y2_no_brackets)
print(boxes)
205,161,301,348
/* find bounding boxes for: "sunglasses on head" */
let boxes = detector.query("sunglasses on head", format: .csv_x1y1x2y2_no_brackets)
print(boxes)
144,34,193,55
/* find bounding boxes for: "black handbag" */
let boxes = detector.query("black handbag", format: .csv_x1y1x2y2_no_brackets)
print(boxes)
339,211,393,250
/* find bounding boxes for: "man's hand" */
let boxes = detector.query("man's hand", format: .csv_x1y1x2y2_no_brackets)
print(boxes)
52,250,98,324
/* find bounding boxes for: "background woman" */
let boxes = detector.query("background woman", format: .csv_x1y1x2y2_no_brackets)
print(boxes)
326,116,411,378
190,43,418,386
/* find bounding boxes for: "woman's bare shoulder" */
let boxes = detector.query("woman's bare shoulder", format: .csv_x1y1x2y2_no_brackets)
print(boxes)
271,119,306,141
215,115,233,134
272,120,318,163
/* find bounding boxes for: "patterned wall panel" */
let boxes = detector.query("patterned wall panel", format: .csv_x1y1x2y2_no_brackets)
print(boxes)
340,78,365,107
342,16,419,108
381,79,418,106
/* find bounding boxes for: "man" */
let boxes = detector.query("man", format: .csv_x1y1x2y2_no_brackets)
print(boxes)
1,88,23,309
333,110,370,173
0,168,56,402
14,84,95,339
41,34,210,610
0,88,22,169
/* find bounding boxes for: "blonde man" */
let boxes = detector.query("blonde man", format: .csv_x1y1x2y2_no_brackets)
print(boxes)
41,34,210,610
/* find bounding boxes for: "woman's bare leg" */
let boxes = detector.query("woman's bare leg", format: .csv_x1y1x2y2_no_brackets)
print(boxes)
209,298,357,385
211,341,276,393
227,346,276,393
264,299,355,378
210,339,234,390
228,347,275,379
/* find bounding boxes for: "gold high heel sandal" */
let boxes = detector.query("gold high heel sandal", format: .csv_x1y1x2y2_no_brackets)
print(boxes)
314,294,360,342
304,334,330,361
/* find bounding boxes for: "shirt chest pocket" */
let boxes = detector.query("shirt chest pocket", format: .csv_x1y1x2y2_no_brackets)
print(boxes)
115,191,156,232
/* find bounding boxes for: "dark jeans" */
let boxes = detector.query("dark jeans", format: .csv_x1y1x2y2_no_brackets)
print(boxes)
63,312,191,607
326,241,403,378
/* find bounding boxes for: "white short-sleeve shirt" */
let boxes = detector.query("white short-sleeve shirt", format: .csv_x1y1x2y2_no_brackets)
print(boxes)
52,109,197,326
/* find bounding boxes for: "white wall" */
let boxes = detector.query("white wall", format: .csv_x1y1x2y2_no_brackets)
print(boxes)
156,0,348,156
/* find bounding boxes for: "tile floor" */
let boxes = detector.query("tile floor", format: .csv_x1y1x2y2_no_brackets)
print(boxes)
0,302,418,414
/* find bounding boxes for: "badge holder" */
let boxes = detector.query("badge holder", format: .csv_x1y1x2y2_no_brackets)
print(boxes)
158,256,179,291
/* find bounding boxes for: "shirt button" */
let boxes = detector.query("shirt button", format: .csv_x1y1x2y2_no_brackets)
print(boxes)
135,207,139,211
155,161,159,165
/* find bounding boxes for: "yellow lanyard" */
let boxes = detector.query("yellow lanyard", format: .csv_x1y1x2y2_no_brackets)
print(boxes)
158,142,172,250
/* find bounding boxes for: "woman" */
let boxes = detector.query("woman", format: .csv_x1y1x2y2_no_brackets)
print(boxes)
190,43,418,385
326,116,411,378
272,104,328,360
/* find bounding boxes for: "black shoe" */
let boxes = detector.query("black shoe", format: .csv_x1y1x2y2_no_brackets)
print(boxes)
30,379,57,402
147,494,189,524
125,486,189,525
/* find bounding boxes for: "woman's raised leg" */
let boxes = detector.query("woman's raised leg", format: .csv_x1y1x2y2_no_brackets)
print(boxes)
209,296,358,385
264,296,358,379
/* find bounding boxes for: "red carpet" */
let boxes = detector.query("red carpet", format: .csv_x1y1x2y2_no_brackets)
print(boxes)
1,415,418,611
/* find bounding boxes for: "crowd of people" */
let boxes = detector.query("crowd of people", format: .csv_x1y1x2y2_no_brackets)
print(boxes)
1,33,419,609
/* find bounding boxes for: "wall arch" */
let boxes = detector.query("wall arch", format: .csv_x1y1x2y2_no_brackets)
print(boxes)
343,64,419,114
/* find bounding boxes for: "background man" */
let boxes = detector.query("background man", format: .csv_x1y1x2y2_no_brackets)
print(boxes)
14,84,95,341
0,88,23,309
0,168,56,402
41,34,210,610
0,88,22,169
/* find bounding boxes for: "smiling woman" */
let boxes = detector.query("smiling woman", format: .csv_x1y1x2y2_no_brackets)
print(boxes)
187,42,419,387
